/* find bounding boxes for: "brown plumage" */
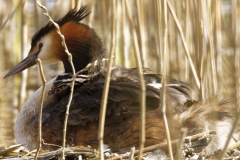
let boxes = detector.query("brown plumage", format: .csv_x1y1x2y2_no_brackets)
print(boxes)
14,77,233,154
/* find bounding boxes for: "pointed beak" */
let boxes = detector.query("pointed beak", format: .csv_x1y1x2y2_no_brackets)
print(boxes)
3,53,38,79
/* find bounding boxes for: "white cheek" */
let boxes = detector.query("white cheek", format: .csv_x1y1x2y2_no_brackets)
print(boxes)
38,46,59,64
37,36,59,64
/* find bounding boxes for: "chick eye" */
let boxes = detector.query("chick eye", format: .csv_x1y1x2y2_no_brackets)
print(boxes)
39,43,43,49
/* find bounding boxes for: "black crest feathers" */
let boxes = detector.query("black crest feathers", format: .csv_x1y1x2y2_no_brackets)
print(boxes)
31,6,90,49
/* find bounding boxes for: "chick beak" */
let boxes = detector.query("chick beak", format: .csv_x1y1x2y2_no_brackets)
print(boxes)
3,53,38,79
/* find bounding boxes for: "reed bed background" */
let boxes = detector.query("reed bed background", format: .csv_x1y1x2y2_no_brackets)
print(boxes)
0,0,239,154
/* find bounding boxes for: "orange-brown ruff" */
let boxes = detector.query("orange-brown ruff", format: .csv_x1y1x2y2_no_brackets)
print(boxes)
4,6,234,155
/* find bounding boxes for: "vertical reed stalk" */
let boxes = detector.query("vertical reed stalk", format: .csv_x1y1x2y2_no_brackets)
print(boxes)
98,1,116,159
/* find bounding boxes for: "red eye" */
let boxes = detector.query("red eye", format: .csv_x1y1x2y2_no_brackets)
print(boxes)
39,43,43,49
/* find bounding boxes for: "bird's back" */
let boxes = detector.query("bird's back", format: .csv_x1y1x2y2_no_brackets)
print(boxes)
15,66,194,151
